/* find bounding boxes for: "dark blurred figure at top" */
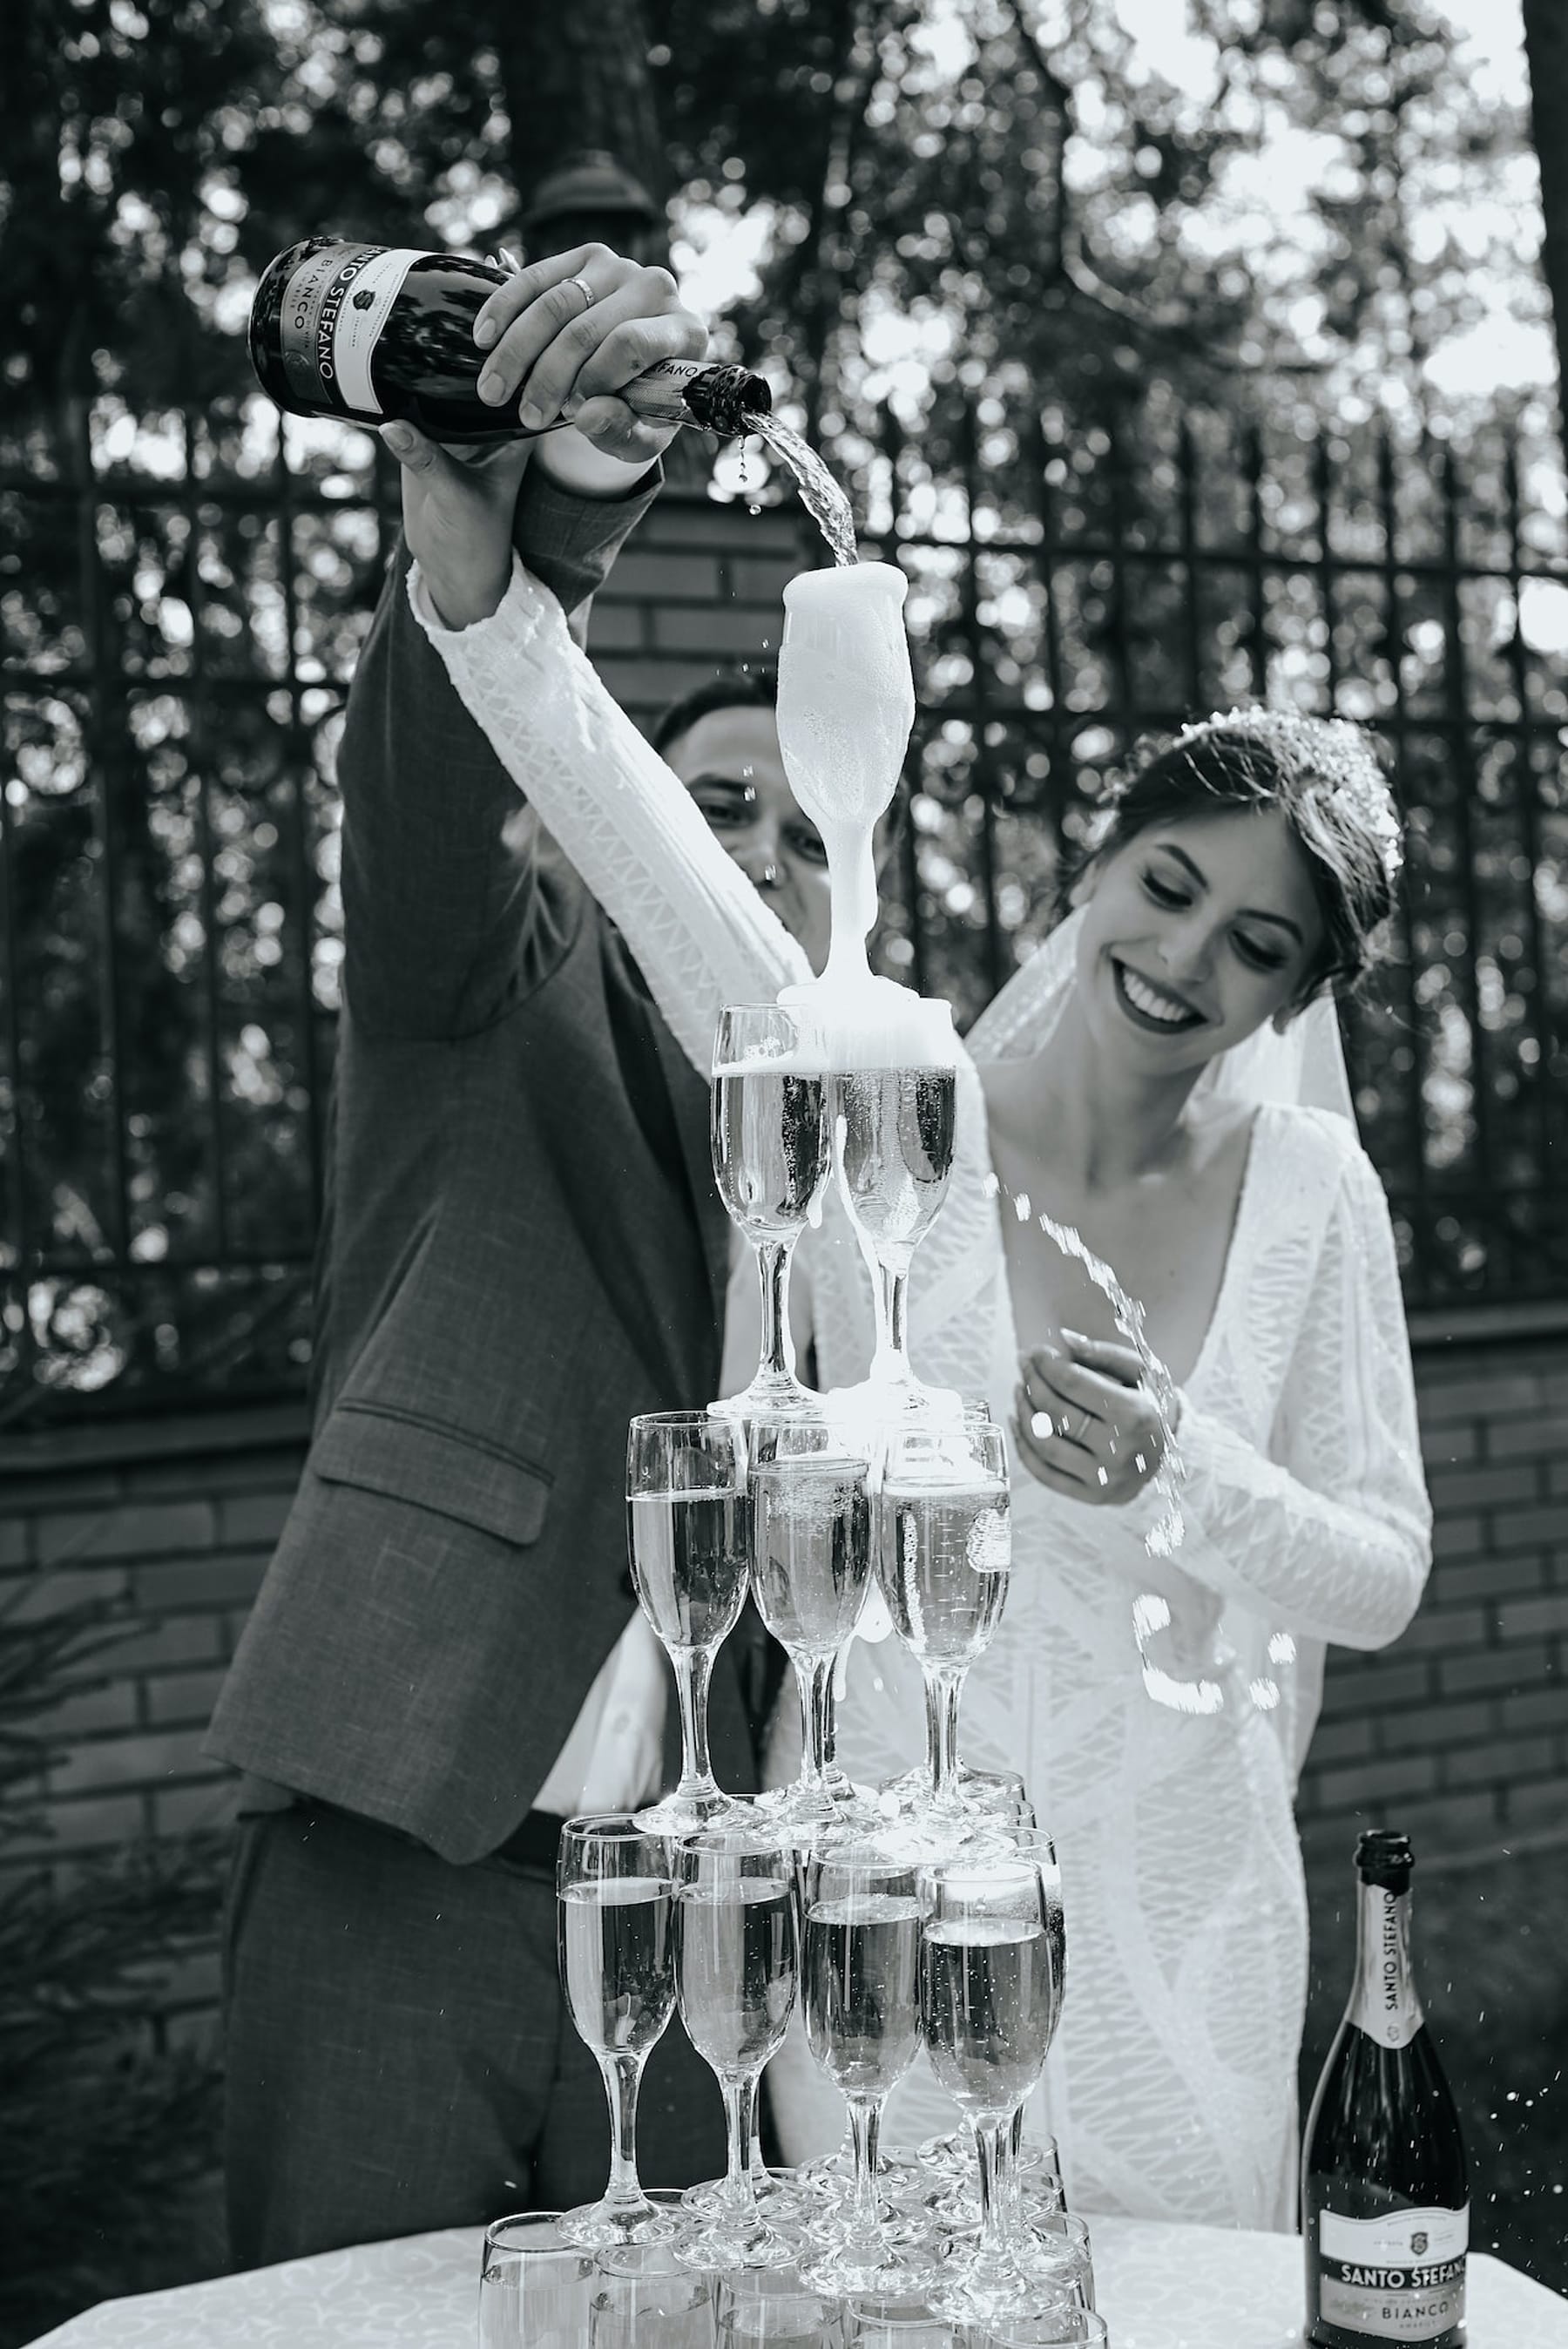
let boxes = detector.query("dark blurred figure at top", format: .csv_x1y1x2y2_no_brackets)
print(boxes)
513,153,718,486
518,149,667,270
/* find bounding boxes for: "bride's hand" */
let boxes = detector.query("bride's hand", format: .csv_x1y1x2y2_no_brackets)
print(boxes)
1012,1332,1176,1505
378,426,531,631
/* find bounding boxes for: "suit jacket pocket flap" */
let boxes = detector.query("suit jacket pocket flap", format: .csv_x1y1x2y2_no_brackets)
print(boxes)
311,1405,551,1547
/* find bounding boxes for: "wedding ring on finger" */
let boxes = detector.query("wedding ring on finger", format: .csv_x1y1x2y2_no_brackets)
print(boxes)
566,272,596,312
1028,1405,1094,1448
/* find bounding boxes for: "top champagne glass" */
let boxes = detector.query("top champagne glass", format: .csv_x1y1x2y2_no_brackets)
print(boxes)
712,1004,832,1415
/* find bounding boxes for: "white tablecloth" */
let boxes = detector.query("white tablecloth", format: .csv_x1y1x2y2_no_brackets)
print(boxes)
27,2214,1568,2347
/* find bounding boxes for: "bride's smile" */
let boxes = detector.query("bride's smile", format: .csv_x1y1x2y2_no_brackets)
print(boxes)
1077,805,1328,1074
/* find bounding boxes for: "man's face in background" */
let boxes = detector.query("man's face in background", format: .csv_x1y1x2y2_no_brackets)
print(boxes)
662,703,834,974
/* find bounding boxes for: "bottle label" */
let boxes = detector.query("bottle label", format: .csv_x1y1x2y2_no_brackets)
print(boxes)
1318,2208,1468,2341
1348,1884,1423,2048
277,243,422,417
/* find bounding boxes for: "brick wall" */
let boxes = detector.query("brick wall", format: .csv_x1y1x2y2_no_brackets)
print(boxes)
1,1404,308,2044
1297,1313,1568,1871
585,480,808,724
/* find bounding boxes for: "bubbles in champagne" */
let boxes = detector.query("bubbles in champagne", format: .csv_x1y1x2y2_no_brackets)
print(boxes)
835,1066,957,1256
675,1878,797,2075
777,562,916,844
804,1893,923,2101
879,1478,1011,1667
749,1454,872,1656
712,1061,831,1235
922,1917,1056,2120
627,1489,750,1649
559,1877,676,2059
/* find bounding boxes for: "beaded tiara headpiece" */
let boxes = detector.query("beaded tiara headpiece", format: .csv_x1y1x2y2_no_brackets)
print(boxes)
1164,706,1404,890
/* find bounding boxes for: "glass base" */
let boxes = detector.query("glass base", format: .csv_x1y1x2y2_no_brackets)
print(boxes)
925,2235,1086,2326
800,2235,934,2298
634,1784,739,1836
828,1370,969,1430
749,1775,884,1838
558,2194,677,2249
872,1771,1031,1852
681,2162,803,2219
713,1368,823,1419
673,2205,799,2271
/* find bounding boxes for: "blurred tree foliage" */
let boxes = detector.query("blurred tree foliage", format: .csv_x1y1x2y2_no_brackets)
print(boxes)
0,0,1564,1418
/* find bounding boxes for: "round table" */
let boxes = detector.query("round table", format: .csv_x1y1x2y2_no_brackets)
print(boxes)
25,2213,1568,2347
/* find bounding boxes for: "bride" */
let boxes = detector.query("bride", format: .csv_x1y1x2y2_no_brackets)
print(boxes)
383,418,1431,2231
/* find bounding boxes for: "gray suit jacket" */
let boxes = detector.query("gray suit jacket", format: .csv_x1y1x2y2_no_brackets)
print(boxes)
207,468,757,1864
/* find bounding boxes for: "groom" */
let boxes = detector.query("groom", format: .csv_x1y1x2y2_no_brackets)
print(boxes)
206,247,832,2265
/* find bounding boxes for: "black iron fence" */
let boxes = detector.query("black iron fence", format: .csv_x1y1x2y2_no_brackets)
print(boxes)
854,395,1568,1314
3,394,1565,1421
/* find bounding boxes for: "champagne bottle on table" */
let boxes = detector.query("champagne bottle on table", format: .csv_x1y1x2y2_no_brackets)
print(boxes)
1302,1830,1468,2348
247,237,771,441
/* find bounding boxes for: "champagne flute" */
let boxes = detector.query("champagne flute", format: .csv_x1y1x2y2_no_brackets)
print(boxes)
831,1029,958,1411
712,1003,832,1412
877,1416,1011,1817
558,1816,679,2248
917,1856,1063,2322
798,1844,927,2294
673,1824,801,2269
627,1410,751,1833
748,1411,877,1827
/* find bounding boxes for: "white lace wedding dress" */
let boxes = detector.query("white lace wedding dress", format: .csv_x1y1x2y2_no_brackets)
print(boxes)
412,557,1433,2231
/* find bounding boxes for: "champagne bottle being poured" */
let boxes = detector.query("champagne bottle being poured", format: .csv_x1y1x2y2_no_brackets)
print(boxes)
248,238,769,443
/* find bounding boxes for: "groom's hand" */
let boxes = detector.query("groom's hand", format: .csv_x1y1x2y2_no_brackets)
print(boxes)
472,244,707,468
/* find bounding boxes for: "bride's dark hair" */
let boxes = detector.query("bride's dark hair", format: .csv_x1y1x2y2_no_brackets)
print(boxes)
1071,707,1402,997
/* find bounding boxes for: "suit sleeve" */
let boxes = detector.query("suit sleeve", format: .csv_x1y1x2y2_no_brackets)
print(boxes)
335,462,662,1040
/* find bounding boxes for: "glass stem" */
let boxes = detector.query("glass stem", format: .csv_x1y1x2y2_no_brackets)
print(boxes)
755,1235,797,1384
601,2051,647,2210
797,1651,836,1794
923,1665,966,1801
848,2095,884,2244
672,1644,716,1794
1004,2102,1024,2228
723,2073,761,2216
974,2116,1011,2271
872,1252,911,1376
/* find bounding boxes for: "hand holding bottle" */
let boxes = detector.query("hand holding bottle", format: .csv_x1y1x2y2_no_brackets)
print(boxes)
470,242,708,462
376,244,713,628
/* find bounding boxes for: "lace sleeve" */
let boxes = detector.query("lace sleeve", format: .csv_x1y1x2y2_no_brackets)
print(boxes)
1173,1143,1432,1651
409,553,813,1070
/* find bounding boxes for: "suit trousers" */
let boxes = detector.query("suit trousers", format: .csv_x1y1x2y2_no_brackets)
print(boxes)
221,1800,727,2268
